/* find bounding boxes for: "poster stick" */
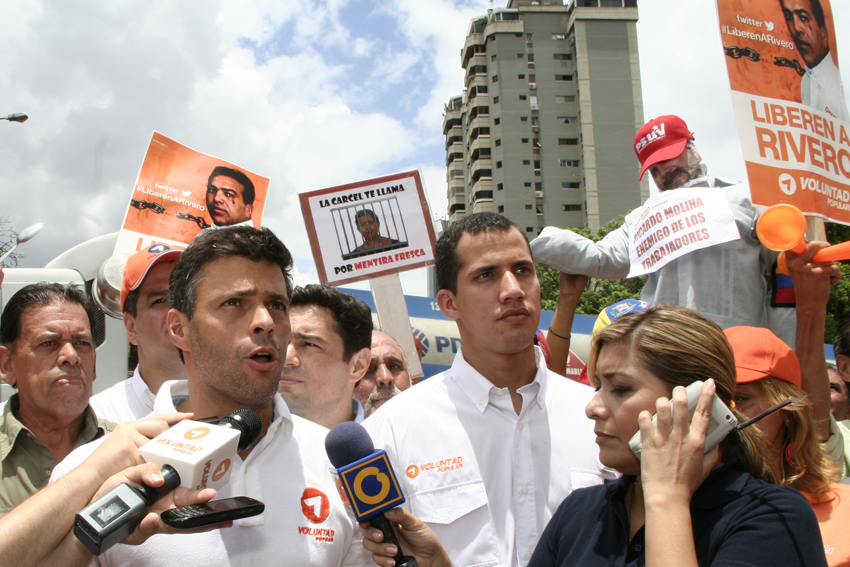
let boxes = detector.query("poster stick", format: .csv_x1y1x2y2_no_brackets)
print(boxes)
805,215,827,243
369,273,424,382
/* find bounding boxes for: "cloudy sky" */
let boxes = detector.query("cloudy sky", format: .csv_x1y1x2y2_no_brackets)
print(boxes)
1,0,847,296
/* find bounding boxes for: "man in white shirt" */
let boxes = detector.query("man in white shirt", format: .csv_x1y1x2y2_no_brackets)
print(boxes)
780,0,849,121
365,213,609,567
90,245,186,422
51,227,368,567
279,284,372,428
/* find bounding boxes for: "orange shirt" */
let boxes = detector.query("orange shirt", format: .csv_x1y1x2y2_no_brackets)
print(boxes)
804,483,850,567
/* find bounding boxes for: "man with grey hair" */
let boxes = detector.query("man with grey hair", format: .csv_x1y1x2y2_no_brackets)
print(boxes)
354,330,412,418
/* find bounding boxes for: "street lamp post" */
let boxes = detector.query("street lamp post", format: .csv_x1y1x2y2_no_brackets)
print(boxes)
1,113,28,123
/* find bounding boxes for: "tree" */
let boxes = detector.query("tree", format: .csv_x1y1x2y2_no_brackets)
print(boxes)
0,217,24,267
824,222,850,343
537,215,644,314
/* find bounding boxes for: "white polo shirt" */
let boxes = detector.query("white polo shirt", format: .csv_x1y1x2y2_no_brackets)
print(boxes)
52,380,370,567
364,347,612,567
90,366,155,423
802,54,849,122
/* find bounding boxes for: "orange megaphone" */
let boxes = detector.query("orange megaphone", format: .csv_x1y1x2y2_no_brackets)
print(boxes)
756,203,850,274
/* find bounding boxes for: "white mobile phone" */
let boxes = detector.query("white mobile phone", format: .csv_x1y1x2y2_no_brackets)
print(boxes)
628,380,737,460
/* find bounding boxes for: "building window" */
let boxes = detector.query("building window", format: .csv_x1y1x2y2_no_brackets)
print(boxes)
552,33,566,40
520,116,528,122
524,182,531,187
491,54,497,61
525,204,533,210
522,138,529,143
529,74,536,82
496,161,502,168
559,159,580,167
559,138,579,145
492,75,499,82
558,116,576,124
518,74,525,79
527,53,535,62
497,183,504,190
553,53,572,60
495,139,501,146
493,96,499,103
494,117,500,125
517,53,524,58
534,160,541,168
519,95,527,101
498,206,504,213
526,33,533,41
555,74,573,81
528,63,535,69
562,204,582,211
523,160,531,165
535,182,543,190
562,182,581,189
555,95,575,103
526,227,534,233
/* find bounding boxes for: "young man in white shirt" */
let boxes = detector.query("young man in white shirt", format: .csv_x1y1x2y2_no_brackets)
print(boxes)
364,213,609,567
90,245,186,422
51,227,368,567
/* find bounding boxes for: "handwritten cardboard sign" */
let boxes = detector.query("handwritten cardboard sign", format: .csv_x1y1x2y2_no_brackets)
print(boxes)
627,188,741,277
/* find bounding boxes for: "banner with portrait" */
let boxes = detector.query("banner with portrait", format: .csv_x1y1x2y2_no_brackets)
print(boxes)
300,170,438,286
114,131,270,254
716,0,850,222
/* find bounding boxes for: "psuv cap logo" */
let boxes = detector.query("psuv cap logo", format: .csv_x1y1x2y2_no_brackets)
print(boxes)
337,450,405,523
148,243,172,254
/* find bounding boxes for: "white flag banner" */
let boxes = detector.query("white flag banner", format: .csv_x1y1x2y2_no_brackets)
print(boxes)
627,187,741,278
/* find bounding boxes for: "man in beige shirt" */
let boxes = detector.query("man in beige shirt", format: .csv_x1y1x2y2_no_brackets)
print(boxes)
0,283,113,516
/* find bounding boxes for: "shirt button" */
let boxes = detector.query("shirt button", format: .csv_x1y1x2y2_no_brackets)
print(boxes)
524,552,531,561
478,399,485,405
497,390,505,396
518,423,525,431
520,487,529,495
634,544,642,552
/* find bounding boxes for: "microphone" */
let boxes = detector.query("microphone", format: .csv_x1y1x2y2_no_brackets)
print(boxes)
325,422,418,567
74,410,262,556
139,409,263,491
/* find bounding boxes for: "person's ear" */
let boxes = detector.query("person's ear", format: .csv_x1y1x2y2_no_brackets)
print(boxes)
166,309,191,354
437,289,460,321
349,347,371,383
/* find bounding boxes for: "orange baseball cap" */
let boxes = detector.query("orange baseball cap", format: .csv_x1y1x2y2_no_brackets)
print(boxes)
634,115,694,180
724,326,801,388
120,243,183,312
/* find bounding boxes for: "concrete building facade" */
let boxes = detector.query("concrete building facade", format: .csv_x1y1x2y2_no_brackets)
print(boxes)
443,0,649,235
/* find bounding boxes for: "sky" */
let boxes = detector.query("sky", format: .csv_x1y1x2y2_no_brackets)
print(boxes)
1,0,848,296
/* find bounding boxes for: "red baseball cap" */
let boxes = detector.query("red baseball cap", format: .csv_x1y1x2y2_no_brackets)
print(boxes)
724,326,802,388
120,244,183,312
634,115,694,180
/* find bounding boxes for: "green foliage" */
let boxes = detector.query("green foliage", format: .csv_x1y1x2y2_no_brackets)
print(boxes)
825,222,850,343
537,215,645,314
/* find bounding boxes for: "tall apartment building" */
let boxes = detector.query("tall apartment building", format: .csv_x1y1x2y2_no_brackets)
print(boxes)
443,0,649,235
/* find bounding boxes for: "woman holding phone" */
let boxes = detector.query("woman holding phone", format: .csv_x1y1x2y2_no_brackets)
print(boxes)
361,305,827,567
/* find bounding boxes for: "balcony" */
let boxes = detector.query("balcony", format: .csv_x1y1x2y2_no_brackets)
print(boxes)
442,114,462,136
462,27,486,69
466,72,489,90
469,159,492,182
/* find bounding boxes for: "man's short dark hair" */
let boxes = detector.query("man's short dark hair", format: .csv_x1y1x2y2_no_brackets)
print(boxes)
435,212,523,294
781,0,826,27
123,289,140,318
833,309,850,357
208,166,256,206
290,284,373,361
355,209,378,228
170,226,293,320
1,283,96,349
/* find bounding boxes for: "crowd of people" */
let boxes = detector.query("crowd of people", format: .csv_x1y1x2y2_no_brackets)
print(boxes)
0,111,848,567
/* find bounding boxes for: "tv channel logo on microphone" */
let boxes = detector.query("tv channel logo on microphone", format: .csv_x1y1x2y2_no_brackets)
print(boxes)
337,450,405,522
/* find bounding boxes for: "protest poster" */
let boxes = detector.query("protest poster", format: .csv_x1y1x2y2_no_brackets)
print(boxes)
300,170,437,286
627,187,740,278
114,131,270,254
715,0,850,222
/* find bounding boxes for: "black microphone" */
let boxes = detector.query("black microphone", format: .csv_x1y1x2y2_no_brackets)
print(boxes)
74,410,263,556
325,422,418,567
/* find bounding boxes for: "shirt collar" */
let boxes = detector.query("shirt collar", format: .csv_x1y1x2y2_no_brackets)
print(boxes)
352,398,365,423
0,394,108,462
132,365,156,405
451,346,549,414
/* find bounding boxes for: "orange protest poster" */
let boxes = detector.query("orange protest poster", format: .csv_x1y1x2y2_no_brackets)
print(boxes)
114,132,270,254
716,0,850,222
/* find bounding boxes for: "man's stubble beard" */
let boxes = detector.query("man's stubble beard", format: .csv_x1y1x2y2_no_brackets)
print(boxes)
189,322,283,408
363,383,402,418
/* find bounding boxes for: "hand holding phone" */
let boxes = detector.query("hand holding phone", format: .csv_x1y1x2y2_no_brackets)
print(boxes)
628,380,737,460
161,496,264,529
